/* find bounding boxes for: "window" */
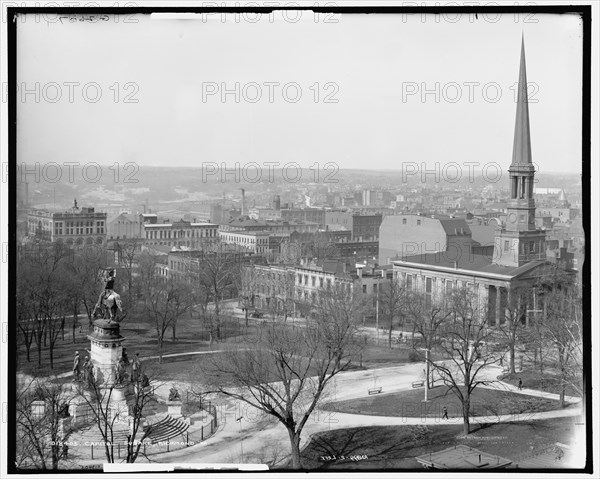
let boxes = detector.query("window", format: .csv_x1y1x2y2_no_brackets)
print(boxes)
319,278,324,288
311,276,316,287
402,218,407,225
417,220,421,226
504,240,509,252
304,275,309,285
406,275,413,290
362,284,367,294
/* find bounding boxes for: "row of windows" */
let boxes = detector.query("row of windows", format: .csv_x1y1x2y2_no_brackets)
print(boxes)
146,228,216,240
296,273,334,289
54,223,104,235
502,240,545,254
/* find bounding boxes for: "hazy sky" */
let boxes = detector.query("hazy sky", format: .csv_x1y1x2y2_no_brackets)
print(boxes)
16,11,583,175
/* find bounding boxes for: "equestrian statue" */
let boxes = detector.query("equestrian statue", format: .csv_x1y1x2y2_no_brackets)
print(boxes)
92,268,123,323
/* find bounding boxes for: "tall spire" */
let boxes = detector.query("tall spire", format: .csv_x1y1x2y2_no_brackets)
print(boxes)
511,35,532,165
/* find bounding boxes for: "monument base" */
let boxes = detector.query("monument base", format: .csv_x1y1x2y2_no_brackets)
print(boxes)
166,401,183,418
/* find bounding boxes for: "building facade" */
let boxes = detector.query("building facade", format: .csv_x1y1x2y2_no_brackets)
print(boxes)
143,220,218,248
27,203,107,246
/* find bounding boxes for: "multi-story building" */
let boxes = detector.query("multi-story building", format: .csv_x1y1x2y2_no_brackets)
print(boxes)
280,208,327,227
143,219,219,249
107,212,143,240
379,214,478,265
218,230,271,255
221,217,319,235
352,213,382,242
27,201,107,246
241,259,391,315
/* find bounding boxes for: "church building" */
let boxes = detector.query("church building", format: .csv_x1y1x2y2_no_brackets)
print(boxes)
392,38,560,326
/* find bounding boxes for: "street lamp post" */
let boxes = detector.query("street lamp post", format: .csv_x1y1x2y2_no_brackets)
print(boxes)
375,278,380,343
418,347,430,402
236,416,244,463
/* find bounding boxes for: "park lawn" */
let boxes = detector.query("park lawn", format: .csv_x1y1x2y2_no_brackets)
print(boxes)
296,416,583,470
322,384,565,419
17,310,429,378
16,314,261,377
500,370,582,398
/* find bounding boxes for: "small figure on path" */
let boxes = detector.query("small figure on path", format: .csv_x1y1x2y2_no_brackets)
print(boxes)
73,351,81,381
441,406,448,420
518,378,523,390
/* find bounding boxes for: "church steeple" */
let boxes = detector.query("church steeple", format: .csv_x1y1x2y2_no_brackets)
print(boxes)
506,36,537,233
494,37,546,267
512,35,532,166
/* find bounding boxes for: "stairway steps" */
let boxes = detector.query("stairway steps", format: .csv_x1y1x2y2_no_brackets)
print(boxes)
146,415,190,444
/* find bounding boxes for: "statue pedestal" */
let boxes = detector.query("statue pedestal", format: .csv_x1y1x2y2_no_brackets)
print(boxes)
166,401,183,418
69,390,94,427
87,319,125,387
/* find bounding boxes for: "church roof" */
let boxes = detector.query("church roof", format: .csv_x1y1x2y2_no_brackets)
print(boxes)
512,36,533,166
395,253,544,280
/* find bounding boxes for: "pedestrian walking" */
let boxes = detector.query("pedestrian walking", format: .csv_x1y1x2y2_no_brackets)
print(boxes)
518,378,523,390
442,406,448,420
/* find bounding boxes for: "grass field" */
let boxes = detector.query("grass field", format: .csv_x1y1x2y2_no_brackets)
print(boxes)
322,384,565,419
16,310,424,378
500,370,582,398
296,416,584,470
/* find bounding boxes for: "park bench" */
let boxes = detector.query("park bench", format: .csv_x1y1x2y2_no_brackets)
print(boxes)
368,387,382,395
411,381,424,388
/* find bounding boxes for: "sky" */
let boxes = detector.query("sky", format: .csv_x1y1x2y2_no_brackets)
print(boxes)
15,11,583,175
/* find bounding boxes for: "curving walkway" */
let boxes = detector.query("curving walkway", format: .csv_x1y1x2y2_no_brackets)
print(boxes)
149,362,582,465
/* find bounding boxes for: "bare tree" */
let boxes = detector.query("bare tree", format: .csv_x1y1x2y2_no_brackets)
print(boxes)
73,369,158,464
406,291,451,389
238,265,257,326
428,285,498,435
17,243,73,369
537,266,582,406
144,277,193,361
201,285,364,469
113,238,143,296
378,275,407,349
198,247,238,340
16,376,73,469
497,286,530,374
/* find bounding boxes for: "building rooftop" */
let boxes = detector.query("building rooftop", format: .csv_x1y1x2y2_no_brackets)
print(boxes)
415,445,512,469
395,253,544,279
